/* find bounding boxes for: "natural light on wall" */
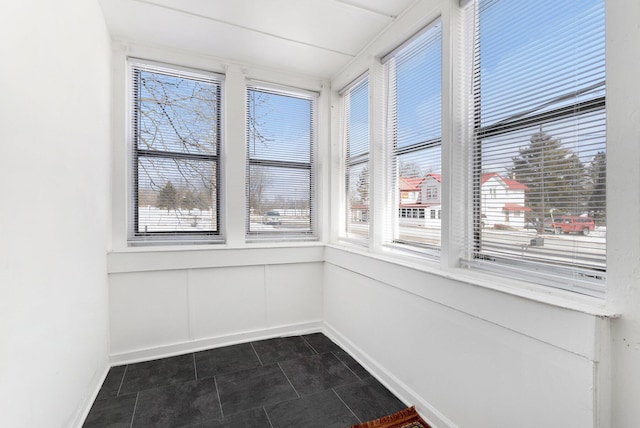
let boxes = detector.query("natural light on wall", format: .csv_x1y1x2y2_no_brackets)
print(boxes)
462,0,606,295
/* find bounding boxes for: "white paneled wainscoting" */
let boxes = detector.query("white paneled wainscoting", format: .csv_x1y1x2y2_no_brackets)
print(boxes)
106,244,613,428
107,246,325,364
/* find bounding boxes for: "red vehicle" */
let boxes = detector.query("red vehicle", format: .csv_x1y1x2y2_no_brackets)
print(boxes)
551,216,595,236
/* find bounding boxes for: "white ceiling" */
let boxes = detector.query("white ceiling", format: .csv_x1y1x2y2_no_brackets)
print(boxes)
98,0,417,79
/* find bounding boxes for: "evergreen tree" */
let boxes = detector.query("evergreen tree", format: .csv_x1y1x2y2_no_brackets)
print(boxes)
356,165,369,203
195,190,211,211
588,151,606,224
511,131,586,229
157,181,179,212
181,190,197,212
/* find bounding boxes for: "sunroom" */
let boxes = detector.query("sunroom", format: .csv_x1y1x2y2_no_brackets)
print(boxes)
3,1,640,427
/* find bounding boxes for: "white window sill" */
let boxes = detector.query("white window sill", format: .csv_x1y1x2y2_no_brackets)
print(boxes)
325,242,617,318
107,242,325,274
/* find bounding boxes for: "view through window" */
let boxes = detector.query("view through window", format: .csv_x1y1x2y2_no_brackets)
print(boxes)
246,84,316,239
342,75,370,242
469,0,606,292
129,60,222,242
384,19,442,253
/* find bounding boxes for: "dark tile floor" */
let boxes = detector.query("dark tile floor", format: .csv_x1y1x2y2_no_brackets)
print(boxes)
83,333,406,428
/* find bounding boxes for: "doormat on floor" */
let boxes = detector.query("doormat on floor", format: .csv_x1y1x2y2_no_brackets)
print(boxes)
350,406,432,428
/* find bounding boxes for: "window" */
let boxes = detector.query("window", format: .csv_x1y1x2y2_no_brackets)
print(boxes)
383,18,442,252
246,83,316,240
425,186,438,200
399,208,426,219
465,0,606,294
341,74,370,242
129,60,222,244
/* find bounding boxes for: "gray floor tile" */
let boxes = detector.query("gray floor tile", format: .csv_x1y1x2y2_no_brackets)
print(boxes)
194,343,261,379
120,354,195,395
216,364,298,416
251,336,315,365
83,336,407,428
96,365,126,401
265,390,359,428
334,350,370,380
303,333,343,354
132,377,221,428
83,393,137,428
279,352,359,396
194,407,272,427
334,377,407,422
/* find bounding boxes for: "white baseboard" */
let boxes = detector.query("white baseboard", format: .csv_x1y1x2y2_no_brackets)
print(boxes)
323,322,458,428
70,362,111,428
109,320,323,366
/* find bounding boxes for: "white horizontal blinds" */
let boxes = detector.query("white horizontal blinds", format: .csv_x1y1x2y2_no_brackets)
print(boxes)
384,19,442,252
343,75,370,242
246,84,316,239
470,0,606,292
129,60,222,242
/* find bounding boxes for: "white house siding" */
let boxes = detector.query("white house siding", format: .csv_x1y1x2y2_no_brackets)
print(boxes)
481,175,527,229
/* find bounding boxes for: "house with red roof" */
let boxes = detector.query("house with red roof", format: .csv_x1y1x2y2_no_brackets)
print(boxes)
398,173,442,226
398,172,529,229
480,173,530,229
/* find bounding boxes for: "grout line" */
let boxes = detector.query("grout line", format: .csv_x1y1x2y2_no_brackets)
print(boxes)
193,353,198,380
301,335,319,354
129,392,140,428
213,376,225,419
117,365,128,397
277,363,300,398
332,388,362,423
332,351,364,382
263,406,275,428
250,342,264,366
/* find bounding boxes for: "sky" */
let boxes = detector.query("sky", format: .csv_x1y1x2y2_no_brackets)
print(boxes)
478,0,606,174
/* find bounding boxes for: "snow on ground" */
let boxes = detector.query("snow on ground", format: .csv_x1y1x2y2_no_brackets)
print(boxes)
138,206,216,232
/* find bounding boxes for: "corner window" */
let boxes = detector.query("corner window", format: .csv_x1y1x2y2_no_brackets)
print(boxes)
383,18,442,253
246,83,317,240
466,0,606,294
128,60,223,244
341,75,370,243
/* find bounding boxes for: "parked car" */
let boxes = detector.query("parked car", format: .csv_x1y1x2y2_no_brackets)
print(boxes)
263,210,282,225
550,216,595,236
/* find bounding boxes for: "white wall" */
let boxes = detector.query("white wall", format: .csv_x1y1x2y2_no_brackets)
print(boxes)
0,1,111,427
324,248,610,428
107,248,325,363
